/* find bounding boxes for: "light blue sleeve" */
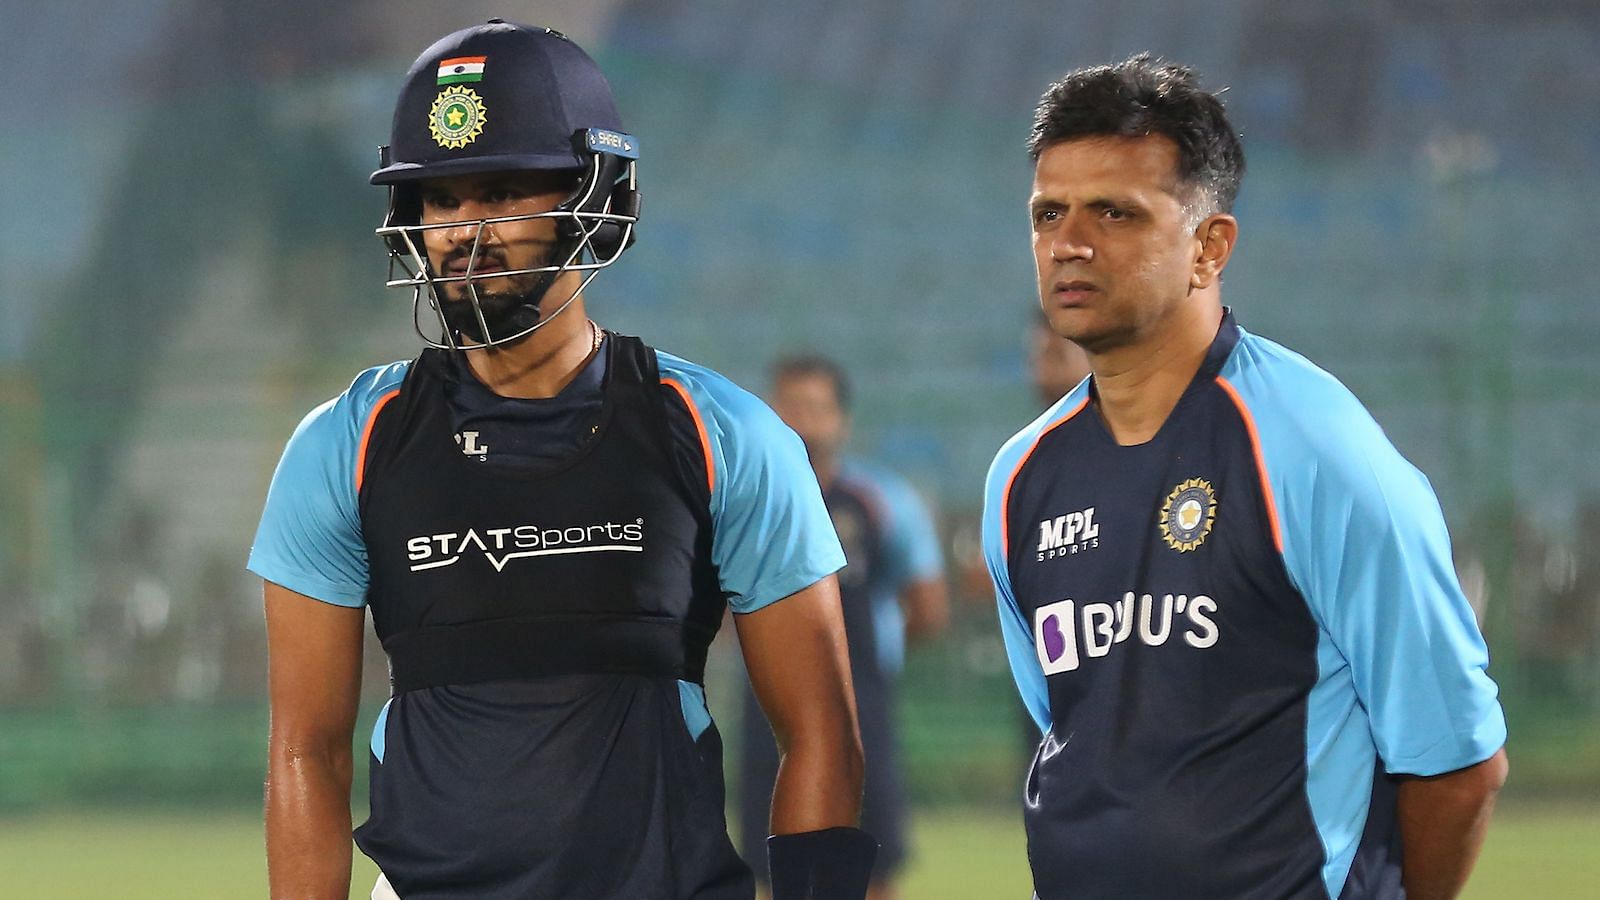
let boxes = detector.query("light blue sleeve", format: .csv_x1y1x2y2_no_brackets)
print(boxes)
875,468,945,586
842,463,945,674
657,352,845,614
246,362,410,608
1224,336,1506,776
981,395,1088,736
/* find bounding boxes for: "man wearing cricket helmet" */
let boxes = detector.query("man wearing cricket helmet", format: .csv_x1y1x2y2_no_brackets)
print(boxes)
251,20,875,899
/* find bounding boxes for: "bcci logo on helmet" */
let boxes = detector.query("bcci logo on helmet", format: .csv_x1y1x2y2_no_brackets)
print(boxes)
429,86,488,150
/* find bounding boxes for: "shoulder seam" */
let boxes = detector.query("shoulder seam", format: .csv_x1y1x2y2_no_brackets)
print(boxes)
660,377,715,494
1001,396,1090,558
354,389,402,494
1214,376,1284,554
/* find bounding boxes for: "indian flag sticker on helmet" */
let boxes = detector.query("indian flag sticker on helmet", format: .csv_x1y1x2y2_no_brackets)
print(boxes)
429,86,488,150
436,56,486,85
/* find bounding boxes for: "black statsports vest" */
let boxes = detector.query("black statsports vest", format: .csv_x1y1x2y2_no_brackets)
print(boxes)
361,336,725,686
353,335,752,900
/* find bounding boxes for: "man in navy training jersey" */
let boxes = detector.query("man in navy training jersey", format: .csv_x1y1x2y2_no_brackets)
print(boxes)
736,355,949,900
981,54,1507,900
249,20,876,900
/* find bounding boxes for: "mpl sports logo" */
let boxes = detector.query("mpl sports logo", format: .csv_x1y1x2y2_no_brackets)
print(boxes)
406,518,644,572
1034,591,1219,675
1036,506,1100,561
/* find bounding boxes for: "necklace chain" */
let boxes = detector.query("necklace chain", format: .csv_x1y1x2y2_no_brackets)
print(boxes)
587,320,604,436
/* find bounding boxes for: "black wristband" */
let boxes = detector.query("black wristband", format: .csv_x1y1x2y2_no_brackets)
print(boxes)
767,826,879,900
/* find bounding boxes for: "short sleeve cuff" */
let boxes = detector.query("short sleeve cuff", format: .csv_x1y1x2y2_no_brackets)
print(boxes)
907,553,945,582
728,552,846,615
1383,705,1507,777
248,553,367,609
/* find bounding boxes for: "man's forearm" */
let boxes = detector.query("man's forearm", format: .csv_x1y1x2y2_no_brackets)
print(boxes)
900,578,950,643
769,733,864,835
1395,749,1508,900
266,742,356,900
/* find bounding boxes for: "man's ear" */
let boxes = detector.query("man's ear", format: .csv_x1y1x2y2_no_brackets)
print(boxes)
1190,214,1238,290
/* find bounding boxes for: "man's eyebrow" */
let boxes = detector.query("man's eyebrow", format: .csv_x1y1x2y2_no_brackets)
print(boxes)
1028,195,1148,211
1085,196,1145,210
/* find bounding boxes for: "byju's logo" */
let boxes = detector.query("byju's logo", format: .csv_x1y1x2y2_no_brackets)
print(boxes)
1034,592,1219,675
406,519,644,572
1036,507,1100,561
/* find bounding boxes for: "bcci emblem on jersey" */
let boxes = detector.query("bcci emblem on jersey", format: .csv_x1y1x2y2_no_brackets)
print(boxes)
1160,478,1217,552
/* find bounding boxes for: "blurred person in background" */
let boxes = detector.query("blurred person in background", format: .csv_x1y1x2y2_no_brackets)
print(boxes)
1028,308,1092,407
738,355,949,900
956,312,1094,756
982,54,1507,899
1015,314,1093,753
249,20,876,900
959,312,1092,606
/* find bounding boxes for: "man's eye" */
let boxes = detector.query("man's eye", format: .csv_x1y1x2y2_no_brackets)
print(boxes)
1033,209,1059,225
1103,208,1129,220
423,195,457,210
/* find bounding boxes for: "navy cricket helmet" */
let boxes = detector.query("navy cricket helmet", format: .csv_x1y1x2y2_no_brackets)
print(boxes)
372,19,640,349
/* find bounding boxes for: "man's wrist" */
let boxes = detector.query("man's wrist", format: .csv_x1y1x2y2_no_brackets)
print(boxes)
767,826,879,900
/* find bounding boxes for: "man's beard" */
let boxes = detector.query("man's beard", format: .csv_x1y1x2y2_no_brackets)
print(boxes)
434,244,560,345
439,277,545,344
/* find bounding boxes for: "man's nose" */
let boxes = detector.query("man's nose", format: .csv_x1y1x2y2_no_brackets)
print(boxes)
1050,215,1094,263
440,203,492,247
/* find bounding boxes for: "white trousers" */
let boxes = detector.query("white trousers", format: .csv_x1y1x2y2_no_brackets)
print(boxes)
371,873,402,900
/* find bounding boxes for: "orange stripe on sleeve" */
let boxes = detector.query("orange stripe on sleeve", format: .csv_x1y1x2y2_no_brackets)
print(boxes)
1001,397,1090,558
1215,377,1284,554
661,378,715,495
355,389,401,494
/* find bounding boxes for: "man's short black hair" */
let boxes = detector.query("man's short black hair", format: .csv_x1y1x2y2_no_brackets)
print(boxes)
1028,53,1245,223
771,354,851,411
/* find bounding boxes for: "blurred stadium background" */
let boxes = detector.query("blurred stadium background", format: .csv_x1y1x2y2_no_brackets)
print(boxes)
2,0,1598,896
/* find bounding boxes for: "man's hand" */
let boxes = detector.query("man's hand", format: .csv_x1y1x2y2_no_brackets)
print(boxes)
900,576,949,643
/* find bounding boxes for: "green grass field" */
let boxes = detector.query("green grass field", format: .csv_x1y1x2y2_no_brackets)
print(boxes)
1,803,1595,898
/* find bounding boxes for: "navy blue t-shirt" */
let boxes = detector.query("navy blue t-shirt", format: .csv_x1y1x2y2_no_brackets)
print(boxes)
982,313,1504,899
442,342,607,465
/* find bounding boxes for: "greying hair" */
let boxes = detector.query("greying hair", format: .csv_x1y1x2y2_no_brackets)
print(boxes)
1029,53,1245,229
